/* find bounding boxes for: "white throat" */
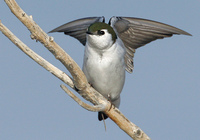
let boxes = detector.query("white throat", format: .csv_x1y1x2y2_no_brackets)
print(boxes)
86,29,114,51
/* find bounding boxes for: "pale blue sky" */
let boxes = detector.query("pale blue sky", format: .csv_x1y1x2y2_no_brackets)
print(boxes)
0,0,199,140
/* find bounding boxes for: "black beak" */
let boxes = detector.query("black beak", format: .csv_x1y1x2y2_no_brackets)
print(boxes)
86,31,93,35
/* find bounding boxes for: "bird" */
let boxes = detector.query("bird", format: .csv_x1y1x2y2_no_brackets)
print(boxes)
49,16,191,121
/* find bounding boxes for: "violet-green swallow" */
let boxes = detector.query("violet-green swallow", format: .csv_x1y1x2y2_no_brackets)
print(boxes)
49,16,191,121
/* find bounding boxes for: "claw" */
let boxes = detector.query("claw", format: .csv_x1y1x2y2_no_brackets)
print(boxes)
107,94,114,111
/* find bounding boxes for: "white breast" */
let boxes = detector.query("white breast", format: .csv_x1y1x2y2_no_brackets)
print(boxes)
82,38,126,107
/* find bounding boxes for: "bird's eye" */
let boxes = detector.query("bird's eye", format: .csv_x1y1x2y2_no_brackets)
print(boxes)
98,30,105,35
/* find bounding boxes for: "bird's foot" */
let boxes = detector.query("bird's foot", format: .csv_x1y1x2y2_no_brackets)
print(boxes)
88,82,93,87
107,94,114,111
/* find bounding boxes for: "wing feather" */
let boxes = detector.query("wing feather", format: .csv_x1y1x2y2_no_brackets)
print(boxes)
109,16,191,73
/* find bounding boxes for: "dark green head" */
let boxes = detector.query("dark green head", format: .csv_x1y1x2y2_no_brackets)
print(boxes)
87,22,117,42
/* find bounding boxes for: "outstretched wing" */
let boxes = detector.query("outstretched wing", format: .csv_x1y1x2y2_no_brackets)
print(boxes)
49,17,105,45
109,16,191,73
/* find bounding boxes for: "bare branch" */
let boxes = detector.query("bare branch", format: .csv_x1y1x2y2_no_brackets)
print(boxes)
4,0,87,90
0,20,74,89
1,0,151,139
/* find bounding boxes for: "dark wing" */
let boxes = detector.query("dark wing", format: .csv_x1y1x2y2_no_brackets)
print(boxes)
109,16,191,73
49,17,105,45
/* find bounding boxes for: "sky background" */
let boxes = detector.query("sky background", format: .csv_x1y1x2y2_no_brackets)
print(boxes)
0,0,199,140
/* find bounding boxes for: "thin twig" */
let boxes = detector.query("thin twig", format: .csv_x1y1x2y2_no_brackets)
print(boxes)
61,84,107,112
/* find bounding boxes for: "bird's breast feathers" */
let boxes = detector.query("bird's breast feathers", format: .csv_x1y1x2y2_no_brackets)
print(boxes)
83,38,126,101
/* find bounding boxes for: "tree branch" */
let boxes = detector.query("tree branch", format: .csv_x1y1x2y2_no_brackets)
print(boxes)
0,20,74,89
1,0,151,139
